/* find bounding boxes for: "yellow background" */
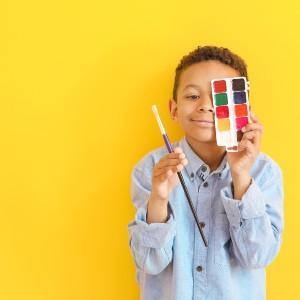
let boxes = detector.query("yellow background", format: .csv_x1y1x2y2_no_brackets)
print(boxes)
0,0,298,299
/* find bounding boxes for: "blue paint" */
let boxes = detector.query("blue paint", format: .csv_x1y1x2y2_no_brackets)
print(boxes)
233,91,246,104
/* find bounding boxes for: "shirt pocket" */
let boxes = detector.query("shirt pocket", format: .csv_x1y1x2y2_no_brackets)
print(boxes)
213,213,232,267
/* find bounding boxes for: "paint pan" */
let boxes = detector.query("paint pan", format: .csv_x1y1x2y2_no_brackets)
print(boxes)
211,77,250,152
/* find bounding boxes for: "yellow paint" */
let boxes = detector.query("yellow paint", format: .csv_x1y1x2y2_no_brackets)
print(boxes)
217,118,231,131
0,0,299,299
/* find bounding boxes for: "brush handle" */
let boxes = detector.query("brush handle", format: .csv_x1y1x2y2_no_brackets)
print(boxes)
163,134,174,153
177,172,208,247
161,133,208,247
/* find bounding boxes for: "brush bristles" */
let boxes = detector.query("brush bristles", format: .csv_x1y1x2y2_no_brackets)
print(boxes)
152,105,166,135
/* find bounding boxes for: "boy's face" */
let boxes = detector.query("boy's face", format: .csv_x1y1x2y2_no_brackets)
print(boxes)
169,60,240,145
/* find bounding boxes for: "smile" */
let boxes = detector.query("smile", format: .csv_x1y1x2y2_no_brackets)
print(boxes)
191,119,215,127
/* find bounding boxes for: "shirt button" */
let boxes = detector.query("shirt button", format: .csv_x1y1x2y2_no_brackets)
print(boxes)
191,172,194,178
196,266,203,272
200,222,205,228
203,182,209,188
200,165,207,172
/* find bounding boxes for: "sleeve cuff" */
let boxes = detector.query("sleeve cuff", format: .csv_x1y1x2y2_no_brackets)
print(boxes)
133,205,176,248
220,178,266,227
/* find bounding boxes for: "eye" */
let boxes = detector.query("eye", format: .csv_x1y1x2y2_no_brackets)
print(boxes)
186,95,200,100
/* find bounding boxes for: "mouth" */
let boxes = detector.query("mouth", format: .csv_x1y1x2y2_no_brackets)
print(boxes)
191,119,214,124
191,119,215,127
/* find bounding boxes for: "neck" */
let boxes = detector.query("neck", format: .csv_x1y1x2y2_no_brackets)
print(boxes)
185,136,226,171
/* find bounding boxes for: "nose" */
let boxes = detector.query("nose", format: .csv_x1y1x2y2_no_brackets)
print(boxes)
196,95,214,113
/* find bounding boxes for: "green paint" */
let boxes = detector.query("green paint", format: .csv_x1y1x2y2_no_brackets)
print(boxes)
214,93,228,106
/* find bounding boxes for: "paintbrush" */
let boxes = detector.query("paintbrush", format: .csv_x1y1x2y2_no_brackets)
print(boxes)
152,105,208,247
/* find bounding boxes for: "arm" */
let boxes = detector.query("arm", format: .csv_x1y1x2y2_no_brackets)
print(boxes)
128,147,187,275
128,166,176,275
221,162,284,268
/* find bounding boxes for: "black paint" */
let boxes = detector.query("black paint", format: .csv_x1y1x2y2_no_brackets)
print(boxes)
232,78,245,91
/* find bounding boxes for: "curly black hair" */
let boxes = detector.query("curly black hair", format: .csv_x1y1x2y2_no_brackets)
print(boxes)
173,46,248,101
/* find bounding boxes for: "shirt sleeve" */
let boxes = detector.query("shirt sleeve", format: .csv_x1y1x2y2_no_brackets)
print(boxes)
220,160,284,269
128,165,176,275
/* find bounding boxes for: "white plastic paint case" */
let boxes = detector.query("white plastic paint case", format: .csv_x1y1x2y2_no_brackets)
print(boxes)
211,76,250,152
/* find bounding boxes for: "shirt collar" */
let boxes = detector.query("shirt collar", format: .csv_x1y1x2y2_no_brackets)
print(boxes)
178,137,228,181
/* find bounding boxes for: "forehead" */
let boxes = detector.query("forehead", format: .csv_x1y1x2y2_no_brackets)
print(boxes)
178,60,240,92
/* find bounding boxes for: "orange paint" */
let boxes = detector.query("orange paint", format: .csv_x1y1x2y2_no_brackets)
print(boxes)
235,104,248,117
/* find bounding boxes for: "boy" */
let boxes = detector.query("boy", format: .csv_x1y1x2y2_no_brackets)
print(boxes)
128,46,283,300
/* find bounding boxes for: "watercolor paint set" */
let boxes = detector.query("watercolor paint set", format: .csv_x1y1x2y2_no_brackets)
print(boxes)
211,76,250,152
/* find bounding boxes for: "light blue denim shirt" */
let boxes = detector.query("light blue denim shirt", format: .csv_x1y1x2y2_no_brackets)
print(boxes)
128,137,284,300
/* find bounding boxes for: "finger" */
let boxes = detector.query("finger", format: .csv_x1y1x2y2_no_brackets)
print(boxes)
153,164,184,178
154,162,185,176
160,150,185,162
238,139,257,157
241,122,263,133
158,171,173,182
241,130,261,149
155,170,172,182
157,158,188,169
160,154,183,163
250,111,260,123
241,130,259,141
173,147,183,154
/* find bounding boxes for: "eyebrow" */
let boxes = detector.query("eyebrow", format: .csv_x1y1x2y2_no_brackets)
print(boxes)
183,84,201,91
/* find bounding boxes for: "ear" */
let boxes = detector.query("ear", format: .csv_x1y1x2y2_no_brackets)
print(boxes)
169,98,178,122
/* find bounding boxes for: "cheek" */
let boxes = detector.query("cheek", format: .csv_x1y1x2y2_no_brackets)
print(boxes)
177,104,194,120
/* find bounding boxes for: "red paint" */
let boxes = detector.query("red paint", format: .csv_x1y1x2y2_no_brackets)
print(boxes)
216,106,229,118
236,117,248,130
213,80,227,93
235,104,248,117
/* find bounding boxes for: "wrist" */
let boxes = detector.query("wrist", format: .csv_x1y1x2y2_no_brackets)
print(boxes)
147,194,169,224
231,173,252,200
149,191,168,204
231,169,250,180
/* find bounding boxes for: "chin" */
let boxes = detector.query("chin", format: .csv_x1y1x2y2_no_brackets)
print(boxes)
186,133,216,144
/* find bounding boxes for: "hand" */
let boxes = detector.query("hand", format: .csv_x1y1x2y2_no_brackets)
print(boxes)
227,111,263,177
151,147,188,202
